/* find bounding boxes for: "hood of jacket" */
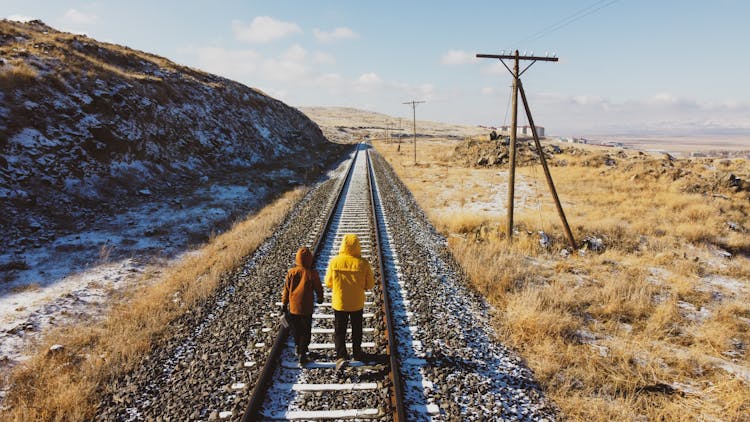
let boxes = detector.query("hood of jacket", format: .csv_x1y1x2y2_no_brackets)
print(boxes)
296,246,313,269
339,234,361,258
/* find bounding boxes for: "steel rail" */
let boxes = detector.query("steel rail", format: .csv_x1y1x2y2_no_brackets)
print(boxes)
242,146,360,422
365,149,406,421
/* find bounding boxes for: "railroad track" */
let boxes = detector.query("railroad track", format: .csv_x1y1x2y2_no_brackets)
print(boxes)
242,144,408,420
99,142,554,420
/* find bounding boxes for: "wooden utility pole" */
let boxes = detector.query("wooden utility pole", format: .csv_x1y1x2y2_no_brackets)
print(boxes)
507,51,520,242
476,50,577,249
403,100,425,165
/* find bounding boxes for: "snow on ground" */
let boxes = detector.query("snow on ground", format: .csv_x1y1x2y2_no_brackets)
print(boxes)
0,182,268,367
431,172,541,220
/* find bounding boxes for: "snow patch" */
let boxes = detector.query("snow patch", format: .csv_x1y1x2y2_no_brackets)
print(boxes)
0,181,267,366
255,124,271,140
10,128,59,148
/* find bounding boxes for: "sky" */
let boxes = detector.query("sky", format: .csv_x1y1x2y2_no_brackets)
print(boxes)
3,0,750,137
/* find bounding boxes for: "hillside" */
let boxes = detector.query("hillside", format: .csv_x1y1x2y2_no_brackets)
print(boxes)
300,106,486,143
0,19,350,369
0,20,346,254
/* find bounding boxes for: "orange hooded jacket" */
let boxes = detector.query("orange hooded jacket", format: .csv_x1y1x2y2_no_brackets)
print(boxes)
324,234,375,312
282,247,323,316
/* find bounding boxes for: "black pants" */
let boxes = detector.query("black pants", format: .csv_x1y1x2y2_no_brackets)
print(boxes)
288,314,312,355
334,309,363,359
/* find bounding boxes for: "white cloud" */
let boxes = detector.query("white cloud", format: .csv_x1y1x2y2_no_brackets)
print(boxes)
178,46,261,78
6,14,34,22
178,42,444,119
62,9,98,25
313,27,359,43
571,95,607,106
481,87,497,96
259,57,311,82
313,51,335,64
232,16,302,43
179,43,322,85
318,73,343,85
354,72,383,93
419,83,435,99
357,72,381,84
440,49,475,65
482,61,508,75
281,44,307,61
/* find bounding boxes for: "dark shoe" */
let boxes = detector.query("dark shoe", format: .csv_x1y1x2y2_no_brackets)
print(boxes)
353,352,368,362
335,357,348,371
299,353,309,365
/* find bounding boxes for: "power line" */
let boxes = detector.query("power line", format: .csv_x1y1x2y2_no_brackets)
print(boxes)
515,0,619,46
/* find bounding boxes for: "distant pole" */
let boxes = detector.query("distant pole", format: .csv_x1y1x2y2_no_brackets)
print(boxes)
396,119,401,152
403,100,425,165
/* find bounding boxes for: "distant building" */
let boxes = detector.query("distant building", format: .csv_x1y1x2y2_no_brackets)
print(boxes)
499,125,545,137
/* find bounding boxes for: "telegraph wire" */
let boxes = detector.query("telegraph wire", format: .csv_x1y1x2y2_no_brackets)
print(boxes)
515,0,620,46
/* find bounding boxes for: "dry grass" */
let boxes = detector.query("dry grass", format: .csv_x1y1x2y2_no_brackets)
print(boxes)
1,189,303,421
374,139,750,421
0,60,38,90
0,20,212,91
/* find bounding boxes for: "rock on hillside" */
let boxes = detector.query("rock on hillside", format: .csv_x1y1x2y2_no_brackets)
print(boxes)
0,20,346,246
451,137,565,167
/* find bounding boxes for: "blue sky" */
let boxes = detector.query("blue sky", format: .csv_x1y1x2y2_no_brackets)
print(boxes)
4,1,750,136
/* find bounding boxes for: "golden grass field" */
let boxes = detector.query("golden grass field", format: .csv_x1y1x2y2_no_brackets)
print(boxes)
374,138,750,421
1,189,302,421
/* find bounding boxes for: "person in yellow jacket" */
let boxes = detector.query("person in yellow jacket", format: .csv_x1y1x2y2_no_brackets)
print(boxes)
324,233,375,369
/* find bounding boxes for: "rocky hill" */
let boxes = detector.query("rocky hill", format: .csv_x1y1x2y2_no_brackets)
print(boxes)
0,20,347,251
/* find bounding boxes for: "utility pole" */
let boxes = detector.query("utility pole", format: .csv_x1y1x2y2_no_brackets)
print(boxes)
476,50,576,249
403,100,424,165
397,118,402,152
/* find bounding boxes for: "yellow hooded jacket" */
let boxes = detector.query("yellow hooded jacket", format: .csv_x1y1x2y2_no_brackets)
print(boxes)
324,234,375,312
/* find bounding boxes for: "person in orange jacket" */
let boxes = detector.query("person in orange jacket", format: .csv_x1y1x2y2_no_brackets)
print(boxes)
324,234,375,369
282,246,324,364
